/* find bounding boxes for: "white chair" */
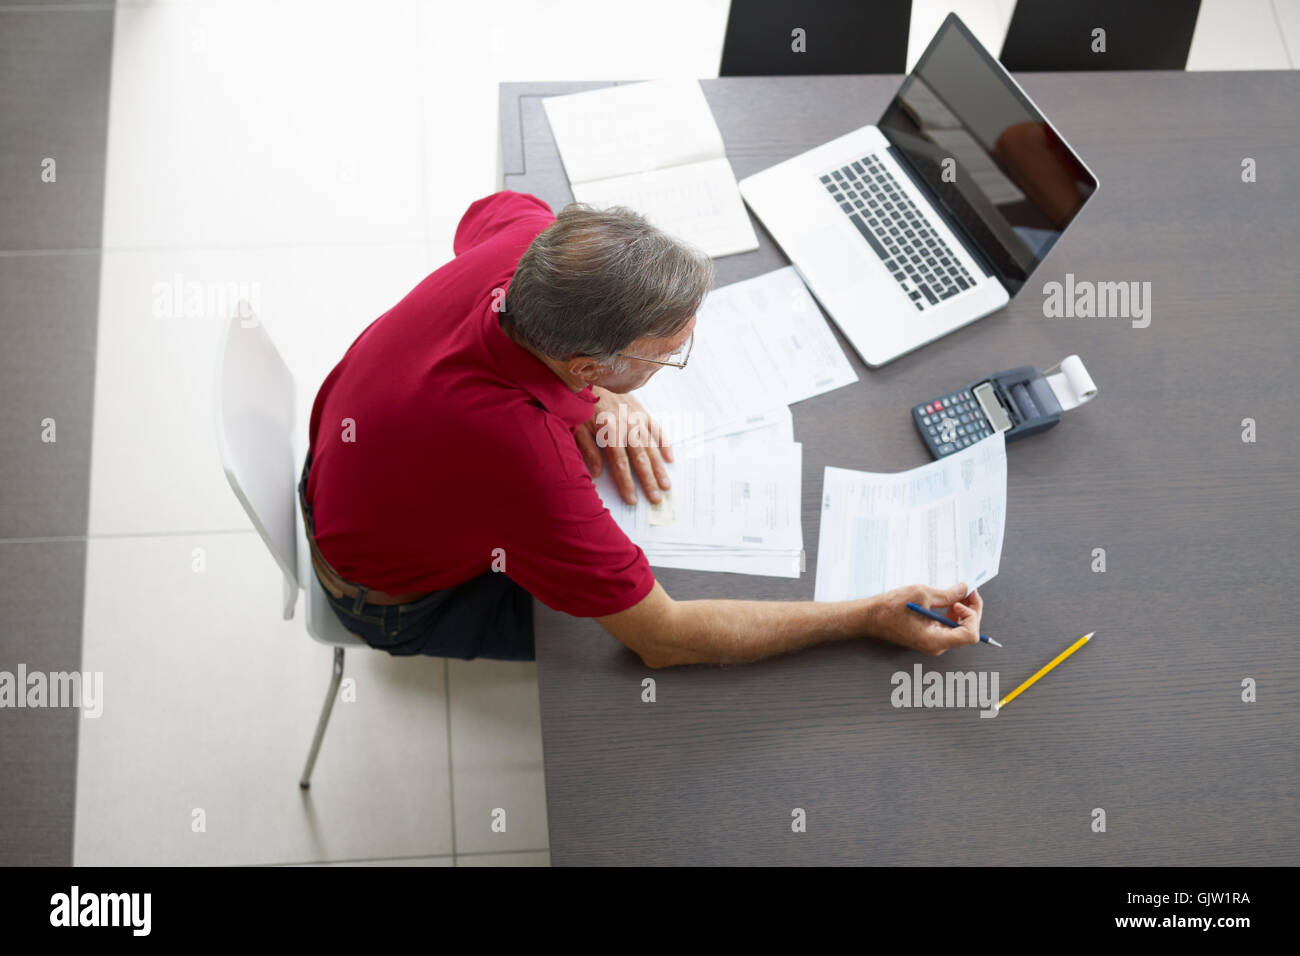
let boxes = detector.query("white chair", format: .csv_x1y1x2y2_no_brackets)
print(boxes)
213,306,366,789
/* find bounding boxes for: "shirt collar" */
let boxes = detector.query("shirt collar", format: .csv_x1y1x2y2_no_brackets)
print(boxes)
479,300,597,429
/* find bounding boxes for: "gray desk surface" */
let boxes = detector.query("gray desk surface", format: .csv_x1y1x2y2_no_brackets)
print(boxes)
501,73,1300,866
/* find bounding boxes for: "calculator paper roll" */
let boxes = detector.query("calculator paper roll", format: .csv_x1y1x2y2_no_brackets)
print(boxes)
1045,355,1097,413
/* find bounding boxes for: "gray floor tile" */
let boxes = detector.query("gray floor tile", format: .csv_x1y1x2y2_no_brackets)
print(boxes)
0,9,114,251
0,539,86,865
0,253,98,538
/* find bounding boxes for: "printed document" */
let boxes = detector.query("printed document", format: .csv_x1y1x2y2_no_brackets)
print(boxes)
595,423,804,579
636,268,855,443
814,433,1007,601
543,79,759,258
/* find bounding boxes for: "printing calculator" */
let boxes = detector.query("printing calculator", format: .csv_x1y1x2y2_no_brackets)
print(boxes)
912,365,1064,458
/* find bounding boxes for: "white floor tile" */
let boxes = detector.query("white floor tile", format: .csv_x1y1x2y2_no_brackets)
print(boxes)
909,0,1007,70
88,243,429,535
1188,0,1291,69
448,658,550,855
456,850,550,866
296,855,455,866
104,0,427,248
1271,0,1300,66
74,532,453,865
439,0,729,83
426,239,453,275
417,71,504,241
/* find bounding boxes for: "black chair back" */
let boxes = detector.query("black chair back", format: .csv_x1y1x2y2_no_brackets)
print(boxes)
720,0,912,76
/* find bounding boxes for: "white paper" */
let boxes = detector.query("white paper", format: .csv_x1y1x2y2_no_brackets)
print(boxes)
634,267,855,444
542,79,759,258
635,326,790,446
1045,354,1098,413
682,266,857,406
675,409,793,451
542,79,725,186
642,548,804,578
814,433,1007,602
603,443,802,551
572,158,759,259
597,431,805,579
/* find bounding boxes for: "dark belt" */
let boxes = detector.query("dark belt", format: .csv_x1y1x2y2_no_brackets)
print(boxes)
299,456,433,607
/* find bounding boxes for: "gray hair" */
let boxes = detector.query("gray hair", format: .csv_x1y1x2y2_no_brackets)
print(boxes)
504,202,714,369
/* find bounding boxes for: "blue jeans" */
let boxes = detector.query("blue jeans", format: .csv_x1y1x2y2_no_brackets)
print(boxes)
299,453,535,661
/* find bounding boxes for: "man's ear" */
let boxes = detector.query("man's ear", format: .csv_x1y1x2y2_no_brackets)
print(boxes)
565,356,606,383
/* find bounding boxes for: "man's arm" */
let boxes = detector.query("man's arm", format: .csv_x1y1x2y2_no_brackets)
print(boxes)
595,580,984,668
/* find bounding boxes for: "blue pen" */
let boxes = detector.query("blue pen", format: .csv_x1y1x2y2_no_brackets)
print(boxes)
905,601,1002,647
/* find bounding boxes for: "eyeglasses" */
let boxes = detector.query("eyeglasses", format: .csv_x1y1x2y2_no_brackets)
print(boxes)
614,329,694,369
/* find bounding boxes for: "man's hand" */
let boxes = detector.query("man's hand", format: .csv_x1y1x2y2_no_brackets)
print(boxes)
575,386,674,505
868,582,984,656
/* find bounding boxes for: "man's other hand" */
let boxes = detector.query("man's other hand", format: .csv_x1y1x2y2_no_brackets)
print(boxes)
576,387,674,505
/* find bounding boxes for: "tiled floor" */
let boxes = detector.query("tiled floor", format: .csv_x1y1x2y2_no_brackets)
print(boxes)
3,0,1298,867
0,3,114,866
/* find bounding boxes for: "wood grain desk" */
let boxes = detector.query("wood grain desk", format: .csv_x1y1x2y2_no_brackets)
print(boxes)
501,72,1300,865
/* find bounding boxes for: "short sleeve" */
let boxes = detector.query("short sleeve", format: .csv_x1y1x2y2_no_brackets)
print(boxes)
488,421,655,618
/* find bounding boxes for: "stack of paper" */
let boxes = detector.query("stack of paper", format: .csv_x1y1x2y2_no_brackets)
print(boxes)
542,79,759,258
635,266,856,443
593,267,858,578
597,419,805,578
814,432,1008,601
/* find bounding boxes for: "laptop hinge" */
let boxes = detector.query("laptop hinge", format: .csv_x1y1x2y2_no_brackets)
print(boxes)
885,144,999,284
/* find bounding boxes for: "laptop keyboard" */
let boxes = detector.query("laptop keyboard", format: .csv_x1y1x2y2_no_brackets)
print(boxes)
819,155,975,311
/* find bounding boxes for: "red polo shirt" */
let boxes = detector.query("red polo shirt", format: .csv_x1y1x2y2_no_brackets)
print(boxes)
306,190,655,618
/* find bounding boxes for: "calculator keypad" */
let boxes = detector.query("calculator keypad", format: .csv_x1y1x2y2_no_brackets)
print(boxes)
913,388,994,457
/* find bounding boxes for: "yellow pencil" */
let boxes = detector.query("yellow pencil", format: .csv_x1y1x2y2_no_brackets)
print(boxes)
996,632,1094,711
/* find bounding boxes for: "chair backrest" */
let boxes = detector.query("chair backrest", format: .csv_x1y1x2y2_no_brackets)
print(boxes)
1000,0,1201,71
719,0,911,76
214,306,300,618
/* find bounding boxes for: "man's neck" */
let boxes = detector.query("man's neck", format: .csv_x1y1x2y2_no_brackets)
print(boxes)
498,313,588,393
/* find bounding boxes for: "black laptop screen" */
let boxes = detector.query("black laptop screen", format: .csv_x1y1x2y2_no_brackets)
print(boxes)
878,15,1097,294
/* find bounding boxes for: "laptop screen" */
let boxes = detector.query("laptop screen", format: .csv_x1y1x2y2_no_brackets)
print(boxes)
878,15,1098,294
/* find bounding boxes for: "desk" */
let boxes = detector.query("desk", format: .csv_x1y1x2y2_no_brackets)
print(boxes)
502,73,1300,865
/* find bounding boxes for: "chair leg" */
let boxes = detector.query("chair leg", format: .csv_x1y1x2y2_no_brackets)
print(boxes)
299,646,345,789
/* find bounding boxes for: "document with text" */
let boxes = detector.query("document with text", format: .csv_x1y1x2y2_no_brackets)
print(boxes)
596,423,804,578
542,79,759,258
636,267,855,445
684,266,857,406
814,433,1007,601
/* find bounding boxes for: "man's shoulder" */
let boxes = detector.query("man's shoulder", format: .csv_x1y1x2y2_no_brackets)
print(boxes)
454,191,555,257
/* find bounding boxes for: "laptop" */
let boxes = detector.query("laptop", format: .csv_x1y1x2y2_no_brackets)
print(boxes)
738,14,1099,367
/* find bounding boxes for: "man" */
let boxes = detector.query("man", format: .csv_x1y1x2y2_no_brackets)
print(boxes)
302,190,984,666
